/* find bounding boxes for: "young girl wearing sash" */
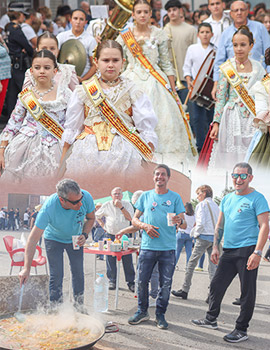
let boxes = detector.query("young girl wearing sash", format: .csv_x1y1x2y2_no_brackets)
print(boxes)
23,31,79,91
246,48,270,170
117,0,197,170
208,26,265,173
0,50,70,182
60,39,158,175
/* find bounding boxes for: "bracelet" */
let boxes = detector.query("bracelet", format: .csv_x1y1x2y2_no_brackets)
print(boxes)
81,232,89,240
120,207,124,210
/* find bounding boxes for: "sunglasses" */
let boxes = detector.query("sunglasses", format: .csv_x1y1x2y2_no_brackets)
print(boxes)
63,193,84,205
231,173,249,180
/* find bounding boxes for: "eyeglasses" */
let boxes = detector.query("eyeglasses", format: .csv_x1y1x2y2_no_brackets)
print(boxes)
63,193,84,205
231,8,247,13
231,173,249,180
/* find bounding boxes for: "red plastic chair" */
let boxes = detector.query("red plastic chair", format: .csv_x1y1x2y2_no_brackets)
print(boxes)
3,235,48,275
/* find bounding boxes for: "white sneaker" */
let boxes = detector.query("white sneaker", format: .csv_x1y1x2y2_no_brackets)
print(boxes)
149,296,157,308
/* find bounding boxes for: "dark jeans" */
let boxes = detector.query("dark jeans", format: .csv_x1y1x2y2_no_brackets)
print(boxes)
192,102,214,152
137,249,175,315
45,238,84,305
207,245,257,332
106,233,135,284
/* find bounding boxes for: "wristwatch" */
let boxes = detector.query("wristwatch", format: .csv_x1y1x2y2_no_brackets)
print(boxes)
253,249,262,257
120,207,124,210
82,232,89,240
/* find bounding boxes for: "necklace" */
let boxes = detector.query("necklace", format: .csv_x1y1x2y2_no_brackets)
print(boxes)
33,82,54,100
236,58,249,69
100,77,120,87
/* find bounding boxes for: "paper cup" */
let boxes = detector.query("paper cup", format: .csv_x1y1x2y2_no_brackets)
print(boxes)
98,240,104,250
72,236,80,250
167,213,176,226
123,240,129,250
128,237,134,246
107,240,112,251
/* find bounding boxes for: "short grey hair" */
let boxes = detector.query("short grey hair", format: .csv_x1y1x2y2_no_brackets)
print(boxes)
111,187,122,195
56,179,81,199
131,190,143,205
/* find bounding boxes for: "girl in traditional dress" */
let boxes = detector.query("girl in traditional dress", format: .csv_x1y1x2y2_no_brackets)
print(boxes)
117,0,196,170
0,50,70,182
208,26,265,173
246,47,270,170
60,39,158,176
23,31,79,91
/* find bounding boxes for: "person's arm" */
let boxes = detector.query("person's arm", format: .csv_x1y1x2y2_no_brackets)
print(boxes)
19,226,44,285
132,209,159,239
211,211,224,265
114,200,132,221
115,225,139,240
15,28,34,57
30,36,37,49
209,72,229,140
77,210,96,246
79,56,96,82
247,212,269,270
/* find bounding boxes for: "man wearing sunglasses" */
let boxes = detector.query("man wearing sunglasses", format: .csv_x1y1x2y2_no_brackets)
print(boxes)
192,162,269,343
19,179,95,309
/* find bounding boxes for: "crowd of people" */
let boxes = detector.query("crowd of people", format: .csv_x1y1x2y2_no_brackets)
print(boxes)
0,0,269,182
16,162,270,344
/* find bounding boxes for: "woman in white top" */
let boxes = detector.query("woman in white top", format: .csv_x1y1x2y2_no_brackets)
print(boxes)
175,202,195,266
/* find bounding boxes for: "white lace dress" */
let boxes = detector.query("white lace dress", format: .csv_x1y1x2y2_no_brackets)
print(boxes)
208,58,265,174
62,77,158,176
117,25,197,171
0,78,71,182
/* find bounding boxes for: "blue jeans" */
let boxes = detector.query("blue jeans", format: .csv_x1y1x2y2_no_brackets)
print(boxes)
45,239,84,305
175,232,193,265
106,233,135,284
192,102,214,151
150,263,159,299
137,249,175,315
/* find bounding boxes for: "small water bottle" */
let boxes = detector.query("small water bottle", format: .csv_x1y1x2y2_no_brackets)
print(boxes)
94,273,109,312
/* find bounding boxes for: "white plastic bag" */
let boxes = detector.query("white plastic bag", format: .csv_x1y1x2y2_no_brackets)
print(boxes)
12,233,26,262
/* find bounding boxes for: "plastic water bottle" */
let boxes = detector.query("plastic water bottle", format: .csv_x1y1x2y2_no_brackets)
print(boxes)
94,273,109,312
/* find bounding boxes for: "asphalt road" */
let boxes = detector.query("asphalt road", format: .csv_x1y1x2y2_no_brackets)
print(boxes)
0,229,269,350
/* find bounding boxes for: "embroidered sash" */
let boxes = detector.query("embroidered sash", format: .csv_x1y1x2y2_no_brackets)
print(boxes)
120,28,197,156
82,76,153,161
220,60,256,117
261,73,270,94
19,89,64,140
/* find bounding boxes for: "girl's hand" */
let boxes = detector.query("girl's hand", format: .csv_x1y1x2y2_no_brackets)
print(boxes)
148,142,155,152
209,123,219,141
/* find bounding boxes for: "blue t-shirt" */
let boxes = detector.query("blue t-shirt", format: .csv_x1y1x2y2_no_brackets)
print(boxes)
135,189,185,251
221,191,269,249
35,190,95,243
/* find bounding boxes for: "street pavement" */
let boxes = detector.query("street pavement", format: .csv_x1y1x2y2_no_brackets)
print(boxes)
0,229,269,350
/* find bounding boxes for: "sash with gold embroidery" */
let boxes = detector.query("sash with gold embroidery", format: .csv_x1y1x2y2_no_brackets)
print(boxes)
261,73,270,94
19,89,64,140
120,27,197,157
82,76,153,161
220,59,256,117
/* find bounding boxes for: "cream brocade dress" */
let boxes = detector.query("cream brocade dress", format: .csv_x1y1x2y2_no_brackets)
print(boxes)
62,77,158,176
117,25,196,170
0,75,71,182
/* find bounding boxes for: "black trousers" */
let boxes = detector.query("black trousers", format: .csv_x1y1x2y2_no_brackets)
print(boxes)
7,67,25,117
206,245,257,332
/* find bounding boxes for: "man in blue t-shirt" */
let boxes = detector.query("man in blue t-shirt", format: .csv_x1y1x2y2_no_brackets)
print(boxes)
19,179,95,308
192,162,269,344
128,164,186,329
